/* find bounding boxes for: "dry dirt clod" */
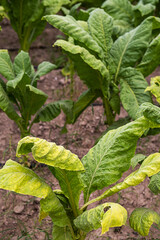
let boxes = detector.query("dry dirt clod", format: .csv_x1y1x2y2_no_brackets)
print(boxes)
13,204,25,214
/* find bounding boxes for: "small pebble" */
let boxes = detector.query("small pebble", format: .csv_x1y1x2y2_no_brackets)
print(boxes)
13,204,24,214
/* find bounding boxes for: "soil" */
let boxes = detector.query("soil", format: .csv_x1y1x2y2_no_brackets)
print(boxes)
0,19,160,240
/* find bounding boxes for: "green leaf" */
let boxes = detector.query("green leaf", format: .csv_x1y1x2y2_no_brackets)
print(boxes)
49,167,83,209
72,89,100,123
0,160,52,198
109,18,152,82
138,102,160,124
33,100,73,123
92,153,160,202
148,171,160,195
74,202,127,234
49,166,83,209
13,51,33,77
145,76,160,104
133,3,155,18
88,9,113,59
120,67,152,119
54,40,109,92
43,0,70,14
81,117,160,202
22,85,48,119
52,225,73,240
129,208,160,236
40,191,70,227
131,154,146,169
0,50,15,80
6,71,31,94
102,0,133,23
137,34,160,77
43,14,103,57
0,83,21,122
17,136,84,171
34,61,57,80
112,19,133,37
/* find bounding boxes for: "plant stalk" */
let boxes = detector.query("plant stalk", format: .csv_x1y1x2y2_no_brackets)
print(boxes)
103,97,114,125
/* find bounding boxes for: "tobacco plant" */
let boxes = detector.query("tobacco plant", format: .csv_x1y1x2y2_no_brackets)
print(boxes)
0,103,160,239
43,10,160,125
0,50,73,138
101,0,160,37
0,0,70,51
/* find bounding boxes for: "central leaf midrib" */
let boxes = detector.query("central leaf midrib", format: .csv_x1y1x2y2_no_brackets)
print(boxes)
114,28,137,82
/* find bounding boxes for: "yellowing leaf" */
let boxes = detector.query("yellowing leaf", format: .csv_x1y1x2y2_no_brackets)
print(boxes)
17,136,84,171
129,208,160,236
74,202,127,235
101,203,127,234
0,160,51,198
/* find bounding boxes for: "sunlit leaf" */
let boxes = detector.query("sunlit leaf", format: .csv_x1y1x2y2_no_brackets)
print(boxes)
0,160,52,198
129,208,160,236
17,136,84,171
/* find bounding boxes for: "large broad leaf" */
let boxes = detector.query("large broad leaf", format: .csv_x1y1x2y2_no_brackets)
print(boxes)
13,51,34,77
138,102,160,124
120,67,152,119
40,191,70,227
74,202,127,234
33,100,73,123
43,14,103,57
54,40,109,94
0,50,15,80
0,160,52,198
81,117,160,202
102,0,133,23
49,166,83,210
86,153,160,205
23,85,47,119
0,83,21,122
109,18,152,82
17,136,84,171
129,208,160,236
148,171,160,194
145,76,160,104
52,225,73,240
137,34,160,77
88,9,113,60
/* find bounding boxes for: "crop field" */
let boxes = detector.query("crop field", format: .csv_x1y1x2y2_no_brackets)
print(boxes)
0,1,160,240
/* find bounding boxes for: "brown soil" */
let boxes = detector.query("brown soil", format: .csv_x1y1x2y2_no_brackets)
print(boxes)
0,19,160,240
